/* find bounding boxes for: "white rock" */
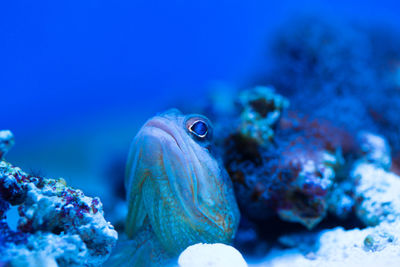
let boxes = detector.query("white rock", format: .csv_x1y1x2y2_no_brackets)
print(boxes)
352,163,400,225
357,132,391,169
178,243,248,267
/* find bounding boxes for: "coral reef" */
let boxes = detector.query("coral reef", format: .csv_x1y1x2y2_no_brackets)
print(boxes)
236,86,289,146
0,130,117,266
223,87,348,229
324,131,391,220
212,83,400,265
266,17,400,154
206,17,400,265
219,82,400,231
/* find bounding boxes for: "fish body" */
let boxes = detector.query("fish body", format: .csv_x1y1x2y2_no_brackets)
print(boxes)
110,109,240,266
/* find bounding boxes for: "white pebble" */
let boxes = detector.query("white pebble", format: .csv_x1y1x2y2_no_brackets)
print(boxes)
178,243,247,267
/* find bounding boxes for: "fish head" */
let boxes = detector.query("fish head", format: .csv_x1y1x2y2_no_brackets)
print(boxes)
125,109,240,253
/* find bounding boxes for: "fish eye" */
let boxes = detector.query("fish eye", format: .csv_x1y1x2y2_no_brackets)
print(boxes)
189,120,208,138
185,115,213,142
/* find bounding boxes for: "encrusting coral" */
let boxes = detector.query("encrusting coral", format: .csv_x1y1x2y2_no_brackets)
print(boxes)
351,132,400,226
236,86,289,147
219,86,400,231
223,87,344,229
352,163,400,226
0,130,118,266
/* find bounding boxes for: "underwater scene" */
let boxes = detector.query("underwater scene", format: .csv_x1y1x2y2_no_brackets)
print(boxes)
3,1,400,266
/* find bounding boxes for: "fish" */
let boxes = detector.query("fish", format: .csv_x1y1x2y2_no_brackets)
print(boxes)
108,109,240,266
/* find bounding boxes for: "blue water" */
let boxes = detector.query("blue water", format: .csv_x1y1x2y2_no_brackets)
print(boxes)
1,0,400,192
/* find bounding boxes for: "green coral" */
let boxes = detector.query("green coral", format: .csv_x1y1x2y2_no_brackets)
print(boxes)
237,86,289,146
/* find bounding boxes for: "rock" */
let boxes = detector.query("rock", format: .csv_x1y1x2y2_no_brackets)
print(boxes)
178,243,247,267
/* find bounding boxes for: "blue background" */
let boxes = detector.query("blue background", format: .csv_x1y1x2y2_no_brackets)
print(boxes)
2,0,399,195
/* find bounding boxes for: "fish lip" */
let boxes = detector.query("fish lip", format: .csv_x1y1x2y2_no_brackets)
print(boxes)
145,117,183,151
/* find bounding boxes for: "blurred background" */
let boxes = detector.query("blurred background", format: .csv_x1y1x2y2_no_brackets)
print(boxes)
2,0,400,199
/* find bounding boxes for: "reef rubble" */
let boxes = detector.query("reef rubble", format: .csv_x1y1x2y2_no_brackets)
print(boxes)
0,130,118,266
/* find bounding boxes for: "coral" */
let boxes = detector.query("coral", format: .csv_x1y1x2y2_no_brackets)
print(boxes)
356,131,391,169
275,150,336,228
203,15,400,266
178,243,247,267
5,233,89,266
352,163,400,226
221,67,399,230
0,130,14,159
325,181,355,220
224,91,400,229
0,131,118,266
346,131,400,226
265,16,400,155
236,86,289,146
325,132,391,220
223,87,348,229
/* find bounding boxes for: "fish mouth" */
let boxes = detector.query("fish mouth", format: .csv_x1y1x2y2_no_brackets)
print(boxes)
144,117,183,152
